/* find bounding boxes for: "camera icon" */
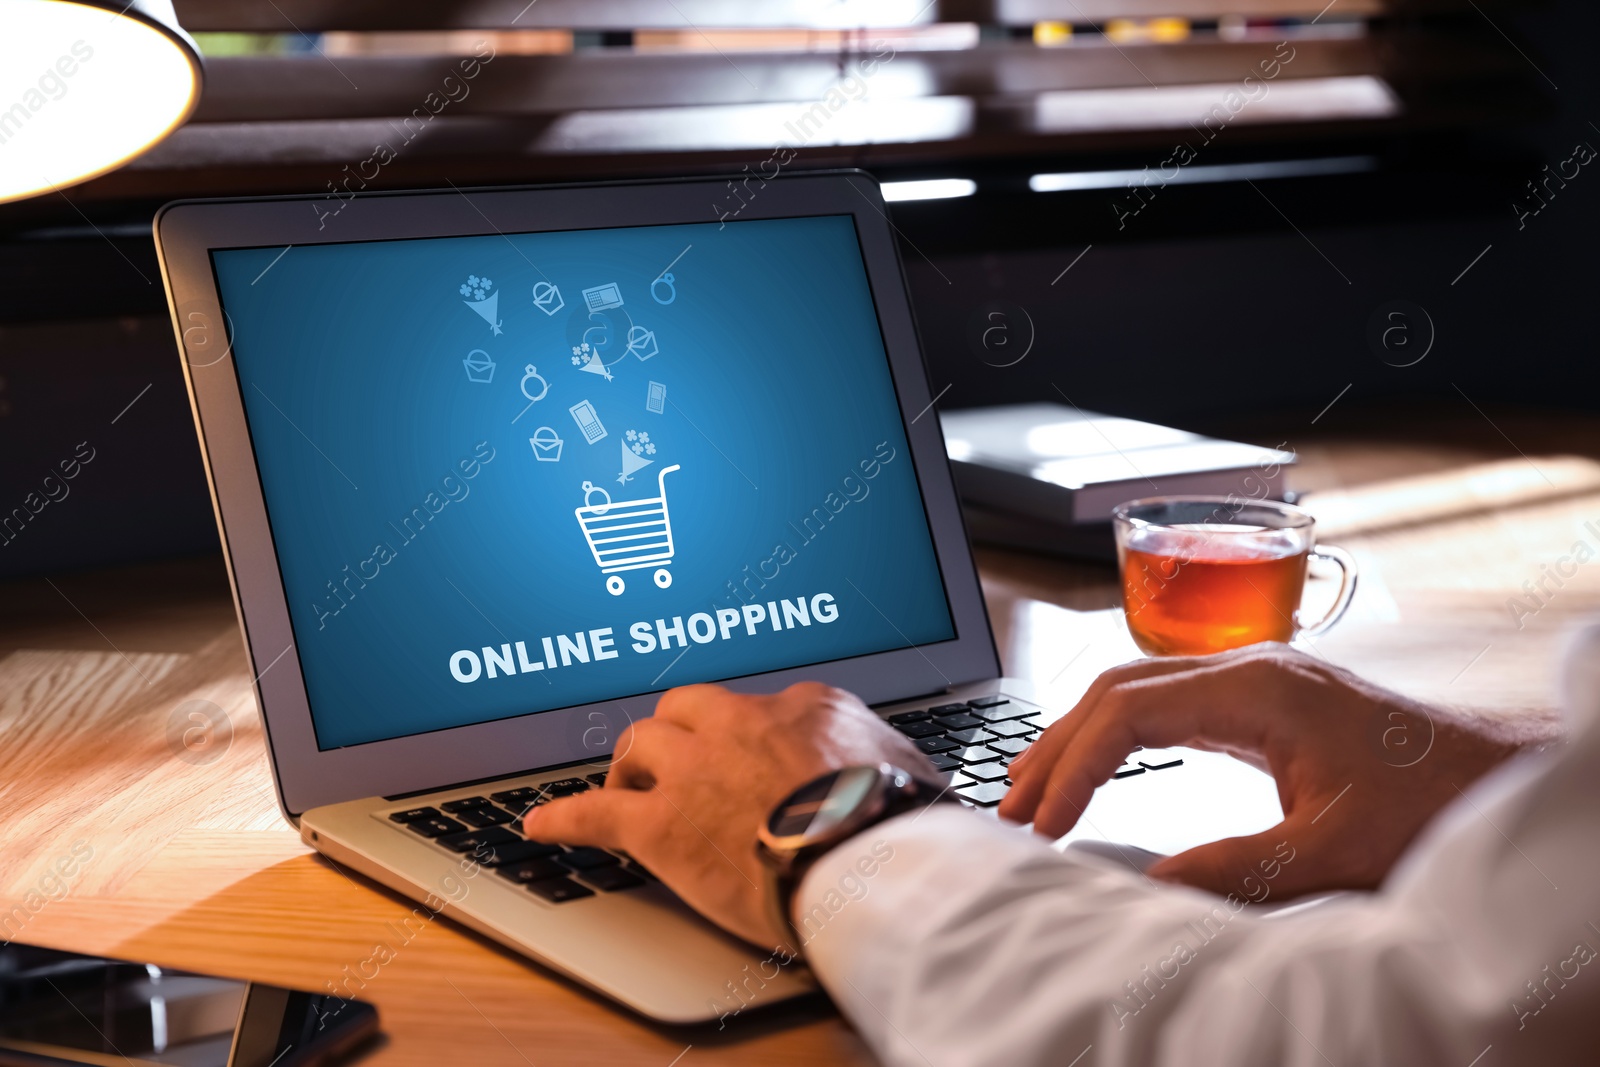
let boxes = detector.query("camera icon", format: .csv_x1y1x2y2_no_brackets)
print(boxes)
1368,706,1435,768
563,704,637,767
1366,300,1435,368
966,301,1035,368
166,699,234,766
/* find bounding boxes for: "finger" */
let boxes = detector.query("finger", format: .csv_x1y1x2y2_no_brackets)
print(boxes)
1004,651,1274,823
1008,656,1204,784
1028,662,1275,836
651,683,732,730
1146,823,1328,900
778,680,850,707
607,718,695,790
1012,646,1295,781
523,787,654,850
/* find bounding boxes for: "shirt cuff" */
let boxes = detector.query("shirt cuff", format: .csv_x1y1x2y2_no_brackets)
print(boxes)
790,806,1074,1057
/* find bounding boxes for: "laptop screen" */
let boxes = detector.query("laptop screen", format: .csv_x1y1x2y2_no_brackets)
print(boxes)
210,213,957,750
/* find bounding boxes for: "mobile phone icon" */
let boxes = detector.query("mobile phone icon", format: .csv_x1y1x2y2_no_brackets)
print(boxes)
646,381,666,414
569,399,607,444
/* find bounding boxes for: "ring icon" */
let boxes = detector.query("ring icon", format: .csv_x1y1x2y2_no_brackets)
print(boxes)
651,273,677,305
582,480,611,513
521,364,550,402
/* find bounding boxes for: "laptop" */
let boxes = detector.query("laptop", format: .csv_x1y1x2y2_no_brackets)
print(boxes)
154,172,1281,1024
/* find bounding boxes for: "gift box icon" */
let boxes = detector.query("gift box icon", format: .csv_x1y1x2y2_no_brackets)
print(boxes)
530,426,564,462
462,349,496,384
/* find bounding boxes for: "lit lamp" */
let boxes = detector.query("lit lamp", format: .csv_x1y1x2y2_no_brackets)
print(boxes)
0,0,202,205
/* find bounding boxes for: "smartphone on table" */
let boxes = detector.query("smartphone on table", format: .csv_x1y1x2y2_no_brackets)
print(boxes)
0,942,378,1067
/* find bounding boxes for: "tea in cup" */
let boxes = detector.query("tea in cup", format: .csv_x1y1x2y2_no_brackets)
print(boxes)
1112,496,1356,657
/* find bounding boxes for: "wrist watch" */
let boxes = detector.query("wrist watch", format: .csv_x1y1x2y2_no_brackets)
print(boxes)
756,763,954,955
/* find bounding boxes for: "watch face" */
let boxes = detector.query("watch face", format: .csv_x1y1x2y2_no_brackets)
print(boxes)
769,765,882,841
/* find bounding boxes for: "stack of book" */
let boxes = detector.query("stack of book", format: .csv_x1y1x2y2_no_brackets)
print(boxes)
941,403,1296,561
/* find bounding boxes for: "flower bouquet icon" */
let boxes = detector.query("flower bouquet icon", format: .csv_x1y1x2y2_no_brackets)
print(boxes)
571,341,613,382
460,274,502,336
618,429,656,485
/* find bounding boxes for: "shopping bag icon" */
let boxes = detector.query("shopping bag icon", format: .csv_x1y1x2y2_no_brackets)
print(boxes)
462,349,496,383
532,281,565,317
625,325,658,361
530,426,564,462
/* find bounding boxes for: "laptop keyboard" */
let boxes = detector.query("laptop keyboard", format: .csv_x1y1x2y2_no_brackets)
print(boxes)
885,694,1184,809
382,693,1183,903
385,772,656,904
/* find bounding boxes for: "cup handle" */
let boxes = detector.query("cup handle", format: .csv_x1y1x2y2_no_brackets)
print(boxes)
1297,544,1358,639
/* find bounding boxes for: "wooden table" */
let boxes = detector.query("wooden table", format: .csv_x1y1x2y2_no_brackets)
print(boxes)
4,404,1599,1066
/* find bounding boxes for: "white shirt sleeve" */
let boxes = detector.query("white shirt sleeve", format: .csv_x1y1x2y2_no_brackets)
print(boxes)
797,628,1600,1066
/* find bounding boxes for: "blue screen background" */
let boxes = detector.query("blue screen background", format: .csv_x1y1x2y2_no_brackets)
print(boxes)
212,215,956,749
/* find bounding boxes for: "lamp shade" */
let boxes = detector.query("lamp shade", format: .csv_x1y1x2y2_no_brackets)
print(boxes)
0,0,201,204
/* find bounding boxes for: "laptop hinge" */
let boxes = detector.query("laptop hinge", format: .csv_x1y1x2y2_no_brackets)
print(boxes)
869,687,952,710
382,754,607,802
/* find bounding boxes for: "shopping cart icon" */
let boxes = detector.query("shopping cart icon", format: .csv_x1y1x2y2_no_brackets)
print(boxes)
574,464,681,596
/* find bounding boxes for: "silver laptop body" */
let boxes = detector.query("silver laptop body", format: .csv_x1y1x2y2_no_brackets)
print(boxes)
155,173,1280,1024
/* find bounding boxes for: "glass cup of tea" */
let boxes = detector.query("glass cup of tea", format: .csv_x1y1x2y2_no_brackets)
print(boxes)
1112,496,1357,657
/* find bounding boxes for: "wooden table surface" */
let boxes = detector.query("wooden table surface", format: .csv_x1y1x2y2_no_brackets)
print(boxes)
3,404,1599,1066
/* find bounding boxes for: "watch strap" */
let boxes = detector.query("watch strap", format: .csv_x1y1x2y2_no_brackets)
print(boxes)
763,770,954,956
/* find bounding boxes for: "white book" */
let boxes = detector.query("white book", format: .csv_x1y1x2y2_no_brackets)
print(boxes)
942,403,1295,526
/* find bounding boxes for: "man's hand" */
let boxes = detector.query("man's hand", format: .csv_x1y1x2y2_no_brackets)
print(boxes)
1000,643,1556,898
524,681,933,950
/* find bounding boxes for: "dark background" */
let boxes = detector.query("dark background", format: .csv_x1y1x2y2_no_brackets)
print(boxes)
2,0,1596,579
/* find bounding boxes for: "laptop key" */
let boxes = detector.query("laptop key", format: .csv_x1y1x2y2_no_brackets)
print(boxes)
929,703,970,716
560,847,621,870
932,712,984,732
956,781,1011,807
925,752,961,773
986,737,1031,757
968,696,1009,709
915,736,959,755
475,839,564,867
498,801,539,822
526,877,595,903
581,866,646,893
586,772,609,786
389,806,443,824
542,778,590,797
946,727,996,745
405,815,466,838
457,806,515,828
963,761,1009,783
438,826,520,853
950,745,1005,765
896,720,945,739
1113,766,1146,779
985,719,1035,739
490,787,541,807
496,858,570,884
441,796,493,814
887,709,930,725
969,704,1037,724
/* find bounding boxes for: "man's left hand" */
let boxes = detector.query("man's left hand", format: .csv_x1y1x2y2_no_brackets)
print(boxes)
524,681,932,949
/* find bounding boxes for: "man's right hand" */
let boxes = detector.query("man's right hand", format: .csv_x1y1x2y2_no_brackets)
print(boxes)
1000,644,1558,899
